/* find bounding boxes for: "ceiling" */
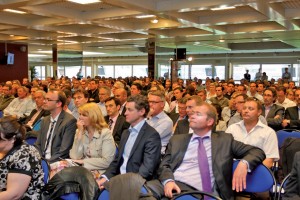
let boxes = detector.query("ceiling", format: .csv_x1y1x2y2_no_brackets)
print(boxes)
1,0,300,58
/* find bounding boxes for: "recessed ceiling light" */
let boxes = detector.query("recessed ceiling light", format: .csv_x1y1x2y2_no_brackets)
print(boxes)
3,9,26,14
188,57,193,61
9,35,14,37
136,15,155,19
211,6,236,11
67,0,101,4
151,19,159,24
219,39,225,42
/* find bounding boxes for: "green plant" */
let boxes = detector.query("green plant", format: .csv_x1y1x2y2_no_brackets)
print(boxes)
30,66,37,80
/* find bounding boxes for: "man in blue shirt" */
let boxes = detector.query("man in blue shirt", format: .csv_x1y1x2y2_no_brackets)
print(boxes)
97,94,161,188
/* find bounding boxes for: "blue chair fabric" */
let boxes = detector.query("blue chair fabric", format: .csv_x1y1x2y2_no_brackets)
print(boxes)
277,129,300,148
98,186,149,200
41,158,50,184
25,137,37,145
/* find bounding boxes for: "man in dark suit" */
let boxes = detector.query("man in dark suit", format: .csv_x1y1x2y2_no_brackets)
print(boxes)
282,89,300,128
262,88,284,131
104,97,129,145
174,95,202,135
88,79,100,103
97,94,162,188
114,88,127,116
24,90,50,133
283,151,300,199
147,102,265,200
169,97,187,134
35,90,77,163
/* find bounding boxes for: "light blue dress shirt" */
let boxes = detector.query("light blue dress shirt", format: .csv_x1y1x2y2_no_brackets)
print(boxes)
147,111,172,154
120,119,146,174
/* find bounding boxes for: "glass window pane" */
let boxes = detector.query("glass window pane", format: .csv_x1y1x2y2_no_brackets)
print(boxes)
63,66,82,78
261,64,291,81
86,66,92,77
97,65,114,78
191,65,212,79
133,65,148,77
179,65,189,79
158,64,171,78
115,65,132,78
232,64,260,81
215,66,225,80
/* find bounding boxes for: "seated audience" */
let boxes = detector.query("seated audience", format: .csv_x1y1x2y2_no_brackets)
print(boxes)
226,98,279,168
51,103,116,179
3,86,35,119
210,86,229,109
35,90,77,163
0,84,14,112
72,89,89,119
169,97,188,134
283,151,300,199
282,88,300,128
146,102,265,199
147,90,173,154
275,86,296,109
97,95,162,189
212,103,227,131
104,97,129,145
0,116,44,200
262,88,285,131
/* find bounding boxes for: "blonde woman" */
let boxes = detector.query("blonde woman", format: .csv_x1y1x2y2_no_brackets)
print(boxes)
50,103,116,179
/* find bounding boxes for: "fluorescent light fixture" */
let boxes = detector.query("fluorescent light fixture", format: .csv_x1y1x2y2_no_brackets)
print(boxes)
28,54,48,57
136,15,155,19
3,9,26,14
83,51,105,55
211,6,236,11
68,0,101,4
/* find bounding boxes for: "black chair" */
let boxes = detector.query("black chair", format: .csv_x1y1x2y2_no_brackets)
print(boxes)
172,191,222,200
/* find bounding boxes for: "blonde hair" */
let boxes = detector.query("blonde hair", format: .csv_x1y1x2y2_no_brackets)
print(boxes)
78,103,108,131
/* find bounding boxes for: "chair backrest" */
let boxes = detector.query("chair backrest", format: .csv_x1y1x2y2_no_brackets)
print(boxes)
173,191,222,200
41,158,50,184
277,129,300,148
232,160,276,193
278,173,291,200
25,136,37,145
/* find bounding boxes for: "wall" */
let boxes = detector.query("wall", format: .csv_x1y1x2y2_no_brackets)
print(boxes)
0,43,28,83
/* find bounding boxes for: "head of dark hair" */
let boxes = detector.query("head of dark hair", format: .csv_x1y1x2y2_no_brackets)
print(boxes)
0,116,25,147
73,89,89,98
127,94,149,117
105,96,121,107
132,82,143,91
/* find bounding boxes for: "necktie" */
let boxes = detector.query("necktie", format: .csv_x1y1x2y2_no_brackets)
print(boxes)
197,137,212,194
108,119,113,130
230,110,236,117
43,120,56,157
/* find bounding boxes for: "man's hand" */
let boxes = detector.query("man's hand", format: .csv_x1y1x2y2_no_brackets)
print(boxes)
97,178,107,190
164,181,181,198
282,119,290,128
232,161,248,192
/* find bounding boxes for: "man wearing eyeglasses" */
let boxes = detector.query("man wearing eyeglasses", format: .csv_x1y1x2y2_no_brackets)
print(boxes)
147,90,172,155
146,101,265,200
228,94,267,127
35,90,77,163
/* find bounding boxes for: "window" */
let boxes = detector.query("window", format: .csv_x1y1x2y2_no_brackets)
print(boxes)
191,65,212,79
232,64,260,81
115,65,132,78
133,65,148,77
97,65,114,78
262,64,291,81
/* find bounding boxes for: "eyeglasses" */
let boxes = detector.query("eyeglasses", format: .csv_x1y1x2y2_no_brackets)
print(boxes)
236,101,245,104
45,98,59,102
148,101,163,104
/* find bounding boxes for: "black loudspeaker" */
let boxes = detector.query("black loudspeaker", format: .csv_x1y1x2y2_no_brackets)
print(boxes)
174,48,186,60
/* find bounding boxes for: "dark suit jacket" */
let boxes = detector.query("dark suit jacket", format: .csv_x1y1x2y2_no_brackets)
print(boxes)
104,121,162,180
262,104,285,130
168,113,179,125
283,151,300,199
158,132,265,200
24,108,50,127
35,110,77,163
105,115,130,145
284,106,300,128
174,117,189,135
88,89,99,103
